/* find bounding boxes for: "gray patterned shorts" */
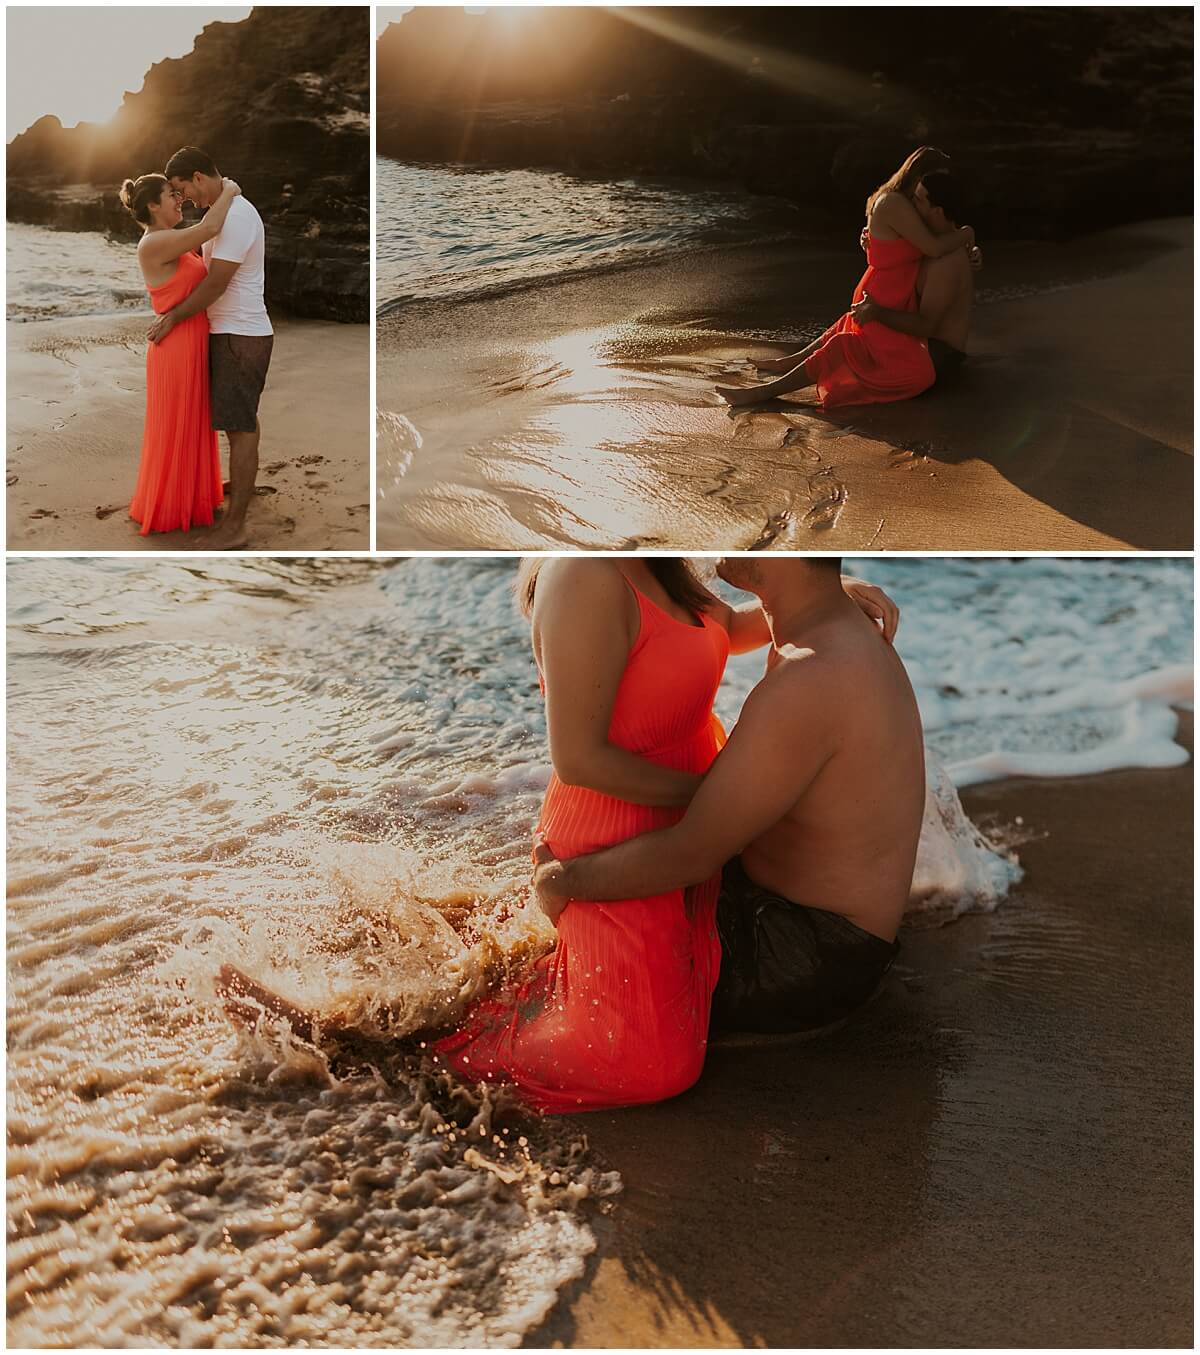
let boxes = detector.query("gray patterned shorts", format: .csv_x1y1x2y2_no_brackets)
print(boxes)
209,334,274,433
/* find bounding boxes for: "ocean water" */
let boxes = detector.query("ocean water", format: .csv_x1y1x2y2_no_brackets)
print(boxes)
6,222,147,321
376,157,801,312
7,555,1192,1345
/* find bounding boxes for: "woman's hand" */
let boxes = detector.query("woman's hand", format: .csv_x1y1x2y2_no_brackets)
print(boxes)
968,244,983,272
859,225,870,254
222,178,241,199
532,839,569,925
842,577,900,643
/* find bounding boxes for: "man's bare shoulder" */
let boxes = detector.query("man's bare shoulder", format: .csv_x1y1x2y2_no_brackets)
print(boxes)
928,248,971,281
749,643,844,716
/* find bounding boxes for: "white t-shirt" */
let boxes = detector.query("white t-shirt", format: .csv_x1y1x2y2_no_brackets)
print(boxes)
202,196,273,336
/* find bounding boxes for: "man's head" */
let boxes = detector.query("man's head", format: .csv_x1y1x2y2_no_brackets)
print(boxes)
165,146,222,208
716,557,842,597
914,171,966,233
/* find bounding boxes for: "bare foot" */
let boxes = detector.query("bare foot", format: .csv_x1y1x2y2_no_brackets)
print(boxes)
197,521,250,551
216,963,319,1042
754,356,795,374
716,384,765,408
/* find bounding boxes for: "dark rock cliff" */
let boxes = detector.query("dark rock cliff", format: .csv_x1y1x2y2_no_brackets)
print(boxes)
7,6,368,321
376,6,1193,240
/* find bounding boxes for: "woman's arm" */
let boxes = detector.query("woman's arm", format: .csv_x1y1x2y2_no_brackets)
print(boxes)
872,192,973,259
534,561,703,809
698,591,771,654
140,179,240,266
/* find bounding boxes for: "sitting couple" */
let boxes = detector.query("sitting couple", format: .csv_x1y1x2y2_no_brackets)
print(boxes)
717,146,976,410
119,146,272,548
223,557,925,1113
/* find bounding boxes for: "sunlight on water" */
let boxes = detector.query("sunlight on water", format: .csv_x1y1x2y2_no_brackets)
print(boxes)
6,556,1191,1345
376,158,800,310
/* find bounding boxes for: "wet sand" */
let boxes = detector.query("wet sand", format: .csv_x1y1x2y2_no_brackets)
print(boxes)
377,218,1192,551
7,315,371,550
532,717,1193,1348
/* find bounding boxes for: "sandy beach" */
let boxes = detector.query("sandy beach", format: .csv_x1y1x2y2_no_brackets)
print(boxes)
377,218,1192,551
6,557,1191,1346
531,715,1194,1348
7,314,370,550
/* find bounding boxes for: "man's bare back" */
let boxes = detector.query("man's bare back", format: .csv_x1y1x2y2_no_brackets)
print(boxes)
739,607,926,941
916,249,973,352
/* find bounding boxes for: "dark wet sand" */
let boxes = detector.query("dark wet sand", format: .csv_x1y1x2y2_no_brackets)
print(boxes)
531,717,1193,1348
377,218,1192,551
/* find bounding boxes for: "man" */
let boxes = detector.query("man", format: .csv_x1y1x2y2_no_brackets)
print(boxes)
150,146,273,549
850,170,973,386
533,558,927,1036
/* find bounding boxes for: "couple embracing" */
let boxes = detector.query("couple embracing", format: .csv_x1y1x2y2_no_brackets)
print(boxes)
120,146,271,548
223,557,925,1114
718,146,977,410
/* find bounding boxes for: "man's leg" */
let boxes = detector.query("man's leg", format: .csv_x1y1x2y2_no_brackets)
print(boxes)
213,423,259,547
717,358,815,408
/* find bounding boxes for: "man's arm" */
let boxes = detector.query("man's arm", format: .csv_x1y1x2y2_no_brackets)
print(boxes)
851,256,959,340
148,259,239,344
534,659,833,911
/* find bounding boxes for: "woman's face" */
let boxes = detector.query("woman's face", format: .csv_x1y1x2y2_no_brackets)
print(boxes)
150,185,182,229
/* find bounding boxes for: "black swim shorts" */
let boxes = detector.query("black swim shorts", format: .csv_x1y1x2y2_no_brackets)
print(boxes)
210,333,274,433
710,857,900,1036
928,336,967,384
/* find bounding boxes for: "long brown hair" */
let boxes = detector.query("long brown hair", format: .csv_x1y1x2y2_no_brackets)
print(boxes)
119,173,168,226
515,558,712,620
866,145,951,216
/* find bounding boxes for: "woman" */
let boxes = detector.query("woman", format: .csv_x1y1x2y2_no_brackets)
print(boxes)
216,559,897,1112
717,146,974,410
120,172,239,534
429,557,898,1112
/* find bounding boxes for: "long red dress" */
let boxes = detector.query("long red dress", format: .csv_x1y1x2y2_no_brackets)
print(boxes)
802,234,936,409
130,250,223,534
433,583,730,1113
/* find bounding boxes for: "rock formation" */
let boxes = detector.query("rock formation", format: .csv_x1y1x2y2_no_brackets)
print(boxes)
7,6,368,322
376,6,1193,240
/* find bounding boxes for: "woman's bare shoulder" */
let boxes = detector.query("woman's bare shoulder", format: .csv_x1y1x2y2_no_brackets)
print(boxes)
537,557,625,593
871,190,913,217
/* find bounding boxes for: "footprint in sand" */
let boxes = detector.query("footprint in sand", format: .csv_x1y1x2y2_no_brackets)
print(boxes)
7,475,18,487
95,504,124,520
30,508,59,520
263,461,288,475
297,455,326,466
254,485,278,496
803,468,846,530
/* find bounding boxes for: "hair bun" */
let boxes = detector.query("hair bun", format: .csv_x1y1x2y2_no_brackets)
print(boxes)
119,179,136,208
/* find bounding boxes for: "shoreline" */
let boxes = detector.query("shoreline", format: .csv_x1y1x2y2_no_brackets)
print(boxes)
7,313,370,551
377,217,1193,552
530,715,1193,1347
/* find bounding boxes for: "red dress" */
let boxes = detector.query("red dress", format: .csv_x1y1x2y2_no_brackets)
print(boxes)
433,583,730,1113
130,250,223,534
802,234,935,409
